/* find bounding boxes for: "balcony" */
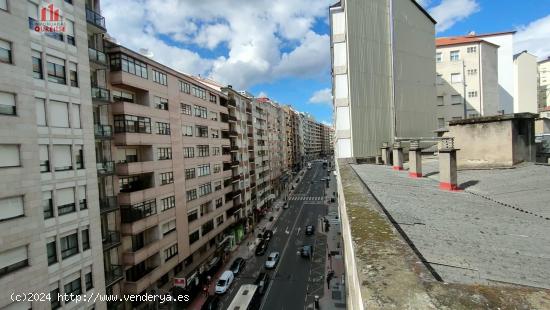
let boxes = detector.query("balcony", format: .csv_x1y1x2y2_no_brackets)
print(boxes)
246,107,252,114
231,145,239,151
248,145,254,151
105,265,124,287
103,231,121,251
228,115,237,122
121,202,157,223
88,47,107,65
94,124,113,139
97,161,115,176
224,178,232,188
86,7,106,32
118,174,154,193
91,86,111,104
229,130,238,137
231,160,240,166
100,196,118,214
232,175,240,182
228,98,236,107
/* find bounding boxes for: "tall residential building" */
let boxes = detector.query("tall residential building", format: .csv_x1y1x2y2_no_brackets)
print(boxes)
330,0,437,159
0,0,106,309
282,105,302,171
539,57,550,109
320,124,334,157
513,51,538,113
435,37,500,128
300,113,322,161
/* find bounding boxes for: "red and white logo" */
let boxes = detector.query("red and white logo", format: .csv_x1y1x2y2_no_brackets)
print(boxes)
34,0,65,33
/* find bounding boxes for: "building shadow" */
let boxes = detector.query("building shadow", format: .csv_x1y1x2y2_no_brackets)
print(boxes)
459,180,479,189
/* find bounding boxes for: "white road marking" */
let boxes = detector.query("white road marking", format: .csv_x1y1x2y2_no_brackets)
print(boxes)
296,227,301,236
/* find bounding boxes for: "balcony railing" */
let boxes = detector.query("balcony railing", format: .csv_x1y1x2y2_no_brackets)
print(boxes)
228,98,236,107
102,231,121,251
231,145,239,151
231,160,240,166
91,86,111,103
121,202,157,223
105,265,124,287
94,124,113,139
97,161,115,176
229,131,238,137
232,175,240,182
86,7,106,31
228,115,237,122
88,47,107,65
100,196,118,214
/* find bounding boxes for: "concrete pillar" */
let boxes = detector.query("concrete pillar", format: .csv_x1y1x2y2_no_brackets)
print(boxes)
381,142,391,166
408,140,422,178
438,138,461,191
392,142,404,171
375,155,382,165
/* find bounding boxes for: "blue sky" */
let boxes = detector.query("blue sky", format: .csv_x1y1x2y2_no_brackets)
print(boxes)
102,0,550,125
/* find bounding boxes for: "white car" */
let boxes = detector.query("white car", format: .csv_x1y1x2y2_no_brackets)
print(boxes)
215,270,234,294
264,252,280,269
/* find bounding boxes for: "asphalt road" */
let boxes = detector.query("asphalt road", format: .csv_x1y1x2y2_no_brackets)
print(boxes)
217,162,329,310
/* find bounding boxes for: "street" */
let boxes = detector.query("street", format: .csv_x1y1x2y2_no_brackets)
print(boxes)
217,162,329,310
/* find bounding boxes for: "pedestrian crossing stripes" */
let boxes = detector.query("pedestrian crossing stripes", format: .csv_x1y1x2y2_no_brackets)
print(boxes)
288,196,324,201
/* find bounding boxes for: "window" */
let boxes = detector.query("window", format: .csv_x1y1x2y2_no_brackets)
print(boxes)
0,0,7,11
467,69,478,75
188,209,198,223
198,183,212,197
110,53,148,79
156,122,171,135
210,111,218,121
197,164,210,177
74,145,84,169
47,56,66,84
216,215,224,226
112,89,135,102
158,147,172,160
60,233,79,259
78,185,86,210
438,118,445,128
189,230,199,244
49,101,69,127
47,240,57,265
213,164,221,174
212,147,220,155
162,220,176,236
72,104,81,128
43,191,53,219
0,144,20,167
215,198,223,208
0,196,23,222
197,145,209,157
85,272,93,291
211,129,219,138
160,172,174,185
209,93,217,103
0,39,12,64
194,105,208,118
202,219,214,235
0,91,16,116
450,50,460,61
153,69,167,86
69,62,78,87
181,103,192,115
182,125,193,136
161,196,175,211
468,91,478,98
57,188,75,216
32,50,43,79
436,96,444,106
436,52,442,63
451,95,463,105
183,147,194,158
185,168,195,180
114,114,151,133
66,20,75,46
64,277,82,296
436,74,443,85
82,229,90,250
452,117,462,121
450,73,462,84
50,288,60,309
36,98,47,126
192,85,207,100
180,80,191,93
214,180,222,191
164,244,178,262
154,96,169,111
0,246,28,277
467,46,477,53
196,126,208,138
53,145,72,171
186,189,197,201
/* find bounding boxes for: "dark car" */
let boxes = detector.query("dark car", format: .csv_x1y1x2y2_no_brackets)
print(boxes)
201,295,220,310
301,245,313,258
254,272,271,295
263,229,274,241
230,257,246,275
255,240,268,256
305,225,315,235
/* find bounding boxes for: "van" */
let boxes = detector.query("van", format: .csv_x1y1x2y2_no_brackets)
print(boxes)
215,271,234,294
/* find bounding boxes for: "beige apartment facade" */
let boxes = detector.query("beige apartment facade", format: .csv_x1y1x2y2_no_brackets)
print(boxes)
435,37,500,128
539,57,550,109
0,0,107,309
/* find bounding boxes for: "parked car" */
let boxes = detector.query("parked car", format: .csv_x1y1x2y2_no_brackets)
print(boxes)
263,229,274,241
254,272,271,295
301,245,313,258
255,240,268,256
283,202,290,209
214,271,234,294
229,257,246,275
201,295,220,309
265,252,280,269
305,225,315,236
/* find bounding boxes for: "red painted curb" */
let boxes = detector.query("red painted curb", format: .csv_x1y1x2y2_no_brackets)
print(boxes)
408,172,423,178
392,166,404,171
439,182,462,191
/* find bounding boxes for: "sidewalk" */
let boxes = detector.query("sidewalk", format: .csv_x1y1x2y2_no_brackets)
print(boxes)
187,169,304,309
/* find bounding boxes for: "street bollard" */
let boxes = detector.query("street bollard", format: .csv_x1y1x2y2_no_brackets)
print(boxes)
408,140,422,178
438,137,461,191
314,295,320,309
392,142,404,171
381,142,391,166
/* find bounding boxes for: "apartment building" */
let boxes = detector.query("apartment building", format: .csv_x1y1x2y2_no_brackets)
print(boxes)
320,124,334,157
0,0,106,309
435,37,500,128
513,51,538,113
539,57,550,109
282,105,303,172
252,98,272,212
330,0,437,159
301,113,322,161
264,99,288,198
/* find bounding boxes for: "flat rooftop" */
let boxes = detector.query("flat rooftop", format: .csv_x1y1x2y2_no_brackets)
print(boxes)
351,159,550,289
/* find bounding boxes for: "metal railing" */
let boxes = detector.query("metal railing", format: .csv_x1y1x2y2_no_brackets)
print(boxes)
88,47,107,65
94,124,113,139
86,7,106,30
91,86,111,102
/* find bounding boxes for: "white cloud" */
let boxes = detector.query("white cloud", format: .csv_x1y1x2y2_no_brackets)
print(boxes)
309,88,333,105
515,15,550,59
416,0,431,8
321,120,332,126
102,0,333,89
257,91,269,98
428,0,480,33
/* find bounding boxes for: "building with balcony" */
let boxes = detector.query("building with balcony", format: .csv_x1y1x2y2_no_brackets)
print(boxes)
539,57,550,109
320,123,334,157
0,0,106,308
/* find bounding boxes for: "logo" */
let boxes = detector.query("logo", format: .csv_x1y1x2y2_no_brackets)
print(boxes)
33,0,65,33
